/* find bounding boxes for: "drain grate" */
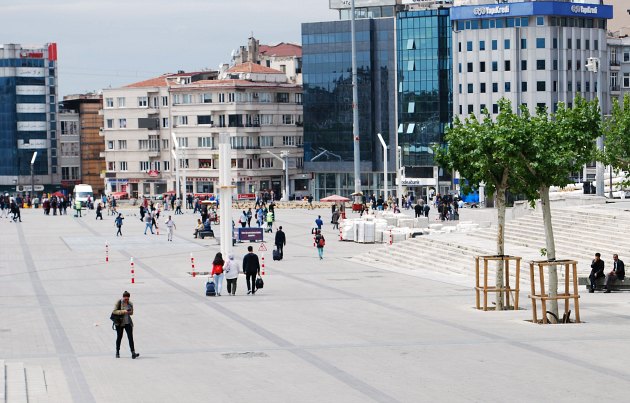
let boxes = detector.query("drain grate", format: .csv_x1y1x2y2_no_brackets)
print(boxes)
222,352,269,359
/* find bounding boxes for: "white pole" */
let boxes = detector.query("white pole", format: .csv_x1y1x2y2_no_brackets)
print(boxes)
181,147,187,211
284,152,290,202
397,146,403,203
171,132,180,202
377,133,387,201
219,132,233,258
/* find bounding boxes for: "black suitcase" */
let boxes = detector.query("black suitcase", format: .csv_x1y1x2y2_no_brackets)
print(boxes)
273,249,282,261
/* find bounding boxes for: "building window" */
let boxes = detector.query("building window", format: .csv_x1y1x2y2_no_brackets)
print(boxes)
106,119,113,129
164,161,170,171
161,96,168,106
568,60,572,70
480,83,486,93
177,137,188,148
553,60,558,70
119,118,127,128
480,104,486,113
119,161,127,171
521,60,527,70
408,102,415,113
162,139,169,149
623,73,630,88
118,140,127,149
276,93,290,103
521,82,528,92
198,137,213,148
537,81,546,91
138,140,149,150
624,52,630,63
137,96,148,107
467,62,473,73
505,82,511,92
577,81,582,92
105,98,113,108
162,118,169,128
218,93,225,103
459,105,462,115
175,116,188,126
458,42,462,52
480,62,486,72
594,40,599,51
197,115,213,125
140,161,150,171
505,61,511,71
179,159,189,169
260,158,274,168
467,84,473,94
117,97,126,108
282,114,295,125
553,81,558,92
504,39,510,50
536,38,545,49
492,61,498,72
295,93,303,104
553,38,558,49
568,81,573,92
536,16,544,26
467,105,474,114
576,39,581,50
260,136,273,147
536,60,546,70
406,38,415,50
492,40,497,50
467,41,473,51
107,162,115,171
407,61,415,71
567,38,572,49
458,84,462,94
107,140,114,150
492,83,498,93
521,38,527,49
479,41,485,51
202,93,212,103
492,104,499,114
283,136,303,146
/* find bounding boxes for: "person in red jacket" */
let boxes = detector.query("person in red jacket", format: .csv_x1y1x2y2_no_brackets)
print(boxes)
211,252,225,296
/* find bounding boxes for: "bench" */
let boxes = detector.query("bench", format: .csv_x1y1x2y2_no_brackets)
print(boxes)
578,276,630,291
197,230,214,239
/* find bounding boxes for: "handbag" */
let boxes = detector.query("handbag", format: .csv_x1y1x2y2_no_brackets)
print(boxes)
110,300,124,330
255,276,264,290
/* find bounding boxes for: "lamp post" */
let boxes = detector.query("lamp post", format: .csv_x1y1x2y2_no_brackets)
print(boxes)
586,57,604,197
30,152,37,203
351,0,361,195
218,132,234,257
376,133,387,200
267,150,290,202
171,132,181,202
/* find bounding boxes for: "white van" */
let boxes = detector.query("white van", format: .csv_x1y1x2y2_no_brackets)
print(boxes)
73,184,93,207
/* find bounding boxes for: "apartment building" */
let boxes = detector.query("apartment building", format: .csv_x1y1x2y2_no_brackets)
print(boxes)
101,65,304,199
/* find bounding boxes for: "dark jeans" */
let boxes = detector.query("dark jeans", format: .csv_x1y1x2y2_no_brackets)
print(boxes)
96,212,103,220
116,324,135,353
246,273,258,293
275,244,283,256
226,278,237,295
589,270,604,290
605,273,621,289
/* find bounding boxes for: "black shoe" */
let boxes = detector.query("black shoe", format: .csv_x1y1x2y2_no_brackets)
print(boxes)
247,290,251,295
589,289,595,293
132,352,140,359
116,352,120,358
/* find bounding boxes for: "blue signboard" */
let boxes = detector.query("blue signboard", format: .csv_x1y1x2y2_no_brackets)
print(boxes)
235,227,264,242
451,1,612,21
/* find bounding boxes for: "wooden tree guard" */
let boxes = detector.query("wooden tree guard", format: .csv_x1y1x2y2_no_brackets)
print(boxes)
475,255,521,311
528,259,580,324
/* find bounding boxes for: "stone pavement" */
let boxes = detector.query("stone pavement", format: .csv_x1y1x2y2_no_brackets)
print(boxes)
1,206,630,402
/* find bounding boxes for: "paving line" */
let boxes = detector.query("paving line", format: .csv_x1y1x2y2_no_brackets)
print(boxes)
122,250,401,403
16,224,96,403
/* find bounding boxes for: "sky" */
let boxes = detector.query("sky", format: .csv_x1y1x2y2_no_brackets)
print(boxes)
0,0,336,96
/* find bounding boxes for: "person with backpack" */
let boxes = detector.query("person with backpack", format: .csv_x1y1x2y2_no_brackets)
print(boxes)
224,254,240,296
211,252,225,296
111,291,139,359
242,246,261,295
115,213,124,236
314,229,325,260
275,226,286,259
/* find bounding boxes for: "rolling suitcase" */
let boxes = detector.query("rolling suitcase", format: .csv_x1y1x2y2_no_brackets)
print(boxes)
205,279,216,296
273,248,282,261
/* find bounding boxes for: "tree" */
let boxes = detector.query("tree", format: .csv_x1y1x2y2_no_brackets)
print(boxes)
516,96,601,319
436,99,526,310
603,94,630,186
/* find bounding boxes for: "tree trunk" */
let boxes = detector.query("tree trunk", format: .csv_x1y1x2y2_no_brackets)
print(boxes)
540,186,559,319
495,187,507,310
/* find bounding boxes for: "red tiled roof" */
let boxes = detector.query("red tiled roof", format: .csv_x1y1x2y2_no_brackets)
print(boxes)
226,62,285,75
124,75,171,88
260,43,302,58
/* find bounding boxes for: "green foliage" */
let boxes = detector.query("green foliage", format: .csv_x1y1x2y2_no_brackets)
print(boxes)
603,94,630,185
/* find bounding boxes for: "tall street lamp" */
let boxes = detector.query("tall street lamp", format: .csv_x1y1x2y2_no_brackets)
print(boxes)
30,151,37,202
376,133,387,200
267,150,290,202
586,57,604,197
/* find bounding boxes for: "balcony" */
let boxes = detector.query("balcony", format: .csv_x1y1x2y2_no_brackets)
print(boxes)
148,148,161,158
610,85,621,94
610,59,621,71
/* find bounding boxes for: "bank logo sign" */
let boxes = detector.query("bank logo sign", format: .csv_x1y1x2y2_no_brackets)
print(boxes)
472,5,510,17
570,5,597,15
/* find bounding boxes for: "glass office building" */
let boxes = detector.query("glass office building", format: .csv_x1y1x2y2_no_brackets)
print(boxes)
0,43,59,192
302,18,396,199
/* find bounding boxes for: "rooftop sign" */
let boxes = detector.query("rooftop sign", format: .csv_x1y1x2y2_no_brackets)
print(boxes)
451,1,612,21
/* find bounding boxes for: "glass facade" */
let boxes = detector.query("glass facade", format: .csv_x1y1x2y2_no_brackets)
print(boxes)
302,18,396,198
397,9,452,168
0,77,17,176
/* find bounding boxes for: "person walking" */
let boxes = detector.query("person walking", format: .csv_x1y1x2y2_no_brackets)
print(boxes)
242,246,261,295
96,203,104,220
314,230,325,260
224,254,240,296
265,210,274,233
165,215,176,242
275,226,286,258
315,215,323,230
211,252,225,296
246,208,253,227
75,199,82,217
111,291,140,359
175,198,183,215
115,213,124,236
239,211,248,228
331,210,340,230
143,211,154,235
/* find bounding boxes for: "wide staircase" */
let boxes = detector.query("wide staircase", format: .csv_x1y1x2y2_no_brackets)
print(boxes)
0,361,50,403
352,205,630,285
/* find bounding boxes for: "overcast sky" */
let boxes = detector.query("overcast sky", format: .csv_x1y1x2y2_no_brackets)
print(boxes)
0,0,335,96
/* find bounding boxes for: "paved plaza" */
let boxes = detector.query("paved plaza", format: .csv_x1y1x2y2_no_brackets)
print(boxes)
1,205,630,402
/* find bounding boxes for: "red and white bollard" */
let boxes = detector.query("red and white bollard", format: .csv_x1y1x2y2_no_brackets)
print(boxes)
190,253,196,277
339,226,343,241
389,230,393,246
105,241,109,263
261,254,265,276
130,257,135,284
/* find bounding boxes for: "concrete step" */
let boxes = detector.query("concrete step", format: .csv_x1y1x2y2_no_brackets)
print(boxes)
25,366,48,403
5,362,27,403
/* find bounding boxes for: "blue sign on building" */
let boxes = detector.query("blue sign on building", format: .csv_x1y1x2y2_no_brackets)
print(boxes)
451,1,613,21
